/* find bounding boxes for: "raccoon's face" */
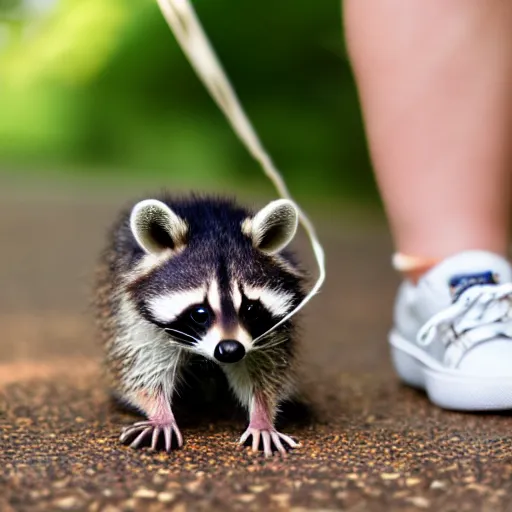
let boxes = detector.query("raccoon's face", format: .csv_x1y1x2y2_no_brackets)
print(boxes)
127,197,303,364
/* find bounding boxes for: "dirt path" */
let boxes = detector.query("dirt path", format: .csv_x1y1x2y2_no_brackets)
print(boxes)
1,178,512,511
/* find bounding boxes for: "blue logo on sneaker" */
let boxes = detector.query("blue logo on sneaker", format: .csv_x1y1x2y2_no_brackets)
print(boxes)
449,271,498,302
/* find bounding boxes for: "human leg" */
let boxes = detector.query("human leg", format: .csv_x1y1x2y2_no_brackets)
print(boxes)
343,0,512,410
343,0,512,266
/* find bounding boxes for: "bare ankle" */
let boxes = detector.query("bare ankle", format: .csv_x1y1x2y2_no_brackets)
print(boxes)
392,253,440,284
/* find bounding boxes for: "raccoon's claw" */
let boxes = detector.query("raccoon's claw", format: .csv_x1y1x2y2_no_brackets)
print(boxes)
119,420,183,452
238,427,300,457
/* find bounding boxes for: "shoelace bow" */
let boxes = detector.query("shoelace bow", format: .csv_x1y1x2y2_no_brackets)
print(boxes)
418,283,512,347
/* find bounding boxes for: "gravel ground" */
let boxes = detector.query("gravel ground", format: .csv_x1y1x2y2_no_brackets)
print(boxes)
2,178,512,512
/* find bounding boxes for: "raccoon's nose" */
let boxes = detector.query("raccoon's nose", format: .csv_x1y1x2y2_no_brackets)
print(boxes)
214,340,246,363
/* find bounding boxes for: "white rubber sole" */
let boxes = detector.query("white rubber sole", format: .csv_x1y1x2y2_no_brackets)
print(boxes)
389,330,512,411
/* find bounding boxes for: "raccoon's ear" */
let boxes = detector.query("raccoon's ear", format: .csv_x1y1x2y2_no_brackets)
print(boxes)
130,199,188,254
248,199,299,255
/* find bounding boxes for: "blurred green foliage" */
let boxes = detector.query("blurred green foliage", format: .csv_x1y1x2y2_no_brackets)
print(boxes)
0,0,378,204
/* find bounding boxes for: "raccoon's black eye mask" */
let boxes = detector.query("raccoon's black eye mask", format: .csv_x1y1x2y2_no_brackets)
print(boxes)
239,297,274,339
141,301,214,345
189,305,210,325
159,304,215,345
164,303,214,341
144,294,277,345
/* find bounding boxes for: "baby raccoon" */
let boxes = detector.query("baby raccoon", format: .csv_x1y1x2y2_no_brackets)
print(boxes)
94,194,306,456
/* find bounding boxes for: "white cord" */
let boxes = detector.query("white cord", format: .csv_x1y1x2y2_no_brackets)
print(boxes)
155,0,326,339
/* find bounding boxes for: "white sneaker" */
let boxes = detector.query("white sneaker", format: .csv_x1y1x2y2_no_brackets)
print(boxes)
389,250,512,411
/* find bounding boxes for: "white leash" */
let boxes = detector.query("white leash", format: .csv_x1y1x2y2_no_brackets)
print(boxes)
155,0,326,338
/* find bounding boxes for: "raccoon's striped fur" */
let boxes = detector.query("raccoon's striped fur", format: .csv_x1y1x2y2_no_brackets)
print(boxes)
94,194,306,456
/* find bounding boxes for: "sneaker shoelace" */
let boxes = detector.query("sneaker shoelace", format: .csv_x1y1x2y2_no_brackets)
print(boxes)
418,283,512,348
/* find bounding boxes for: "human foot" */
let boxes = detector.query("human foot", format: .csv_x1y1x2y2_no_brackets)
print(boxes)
390,250,512,410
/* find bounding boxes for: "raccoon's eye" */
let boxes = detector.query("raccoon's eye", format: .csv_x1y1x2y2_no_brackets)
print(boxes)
190,306,210,325
242,300,262,320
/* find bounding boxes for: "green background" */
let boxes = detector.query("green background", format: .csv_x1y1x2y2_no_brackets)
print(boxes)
0,0,379,209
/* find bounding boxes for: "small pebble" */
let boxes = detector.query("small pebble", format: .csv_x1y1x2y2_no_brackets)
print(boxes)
152,474,166,485
249,485,267,493
430,480,447,490
380,473,400,480
157,492,176,503
406,496,430,509
185,480,201,493
237,494,256,503
133,488,157,499
53,496,82,510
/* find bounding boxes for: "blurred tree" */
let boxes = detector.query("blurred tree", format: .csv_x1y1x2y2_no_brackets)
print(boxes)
0,0,378,204
0,0,21,18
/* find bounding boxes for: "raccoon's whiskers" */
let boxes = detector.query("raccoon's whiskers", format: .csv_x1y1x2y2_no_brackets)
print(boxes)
187,325,203,340
164,328,199,346
252,336,287,352
166,335,193,347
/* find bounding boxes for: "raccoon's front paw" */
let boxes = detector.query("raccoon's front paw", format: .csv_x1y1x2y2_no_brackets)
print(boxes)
119,420,183,453
238,427,300,457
